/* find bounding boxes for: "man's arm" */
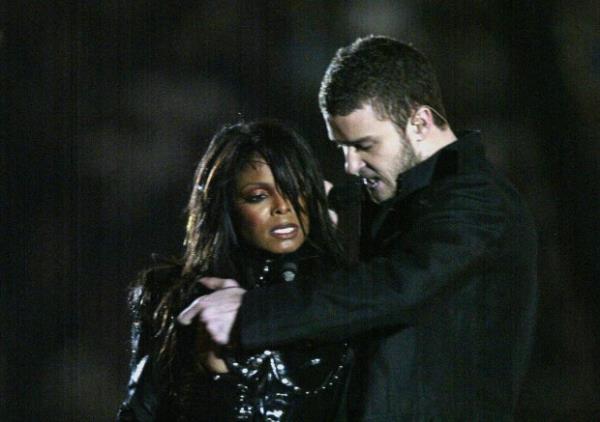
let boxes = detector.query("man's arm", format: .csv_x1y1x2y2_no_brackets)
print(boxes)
198,175,527,348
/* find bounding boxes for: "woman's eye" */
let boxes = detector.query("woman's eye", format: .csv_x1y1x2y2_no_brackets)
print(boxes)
245,193,267,203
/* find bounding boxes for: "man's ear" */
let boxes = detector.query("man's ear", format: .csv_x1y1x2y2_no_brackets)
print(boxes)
411,107,434,134
412,116,424,134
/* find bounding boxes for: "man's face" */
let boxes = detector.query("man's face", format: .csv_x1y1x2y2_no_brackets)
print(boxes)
325,104,417,203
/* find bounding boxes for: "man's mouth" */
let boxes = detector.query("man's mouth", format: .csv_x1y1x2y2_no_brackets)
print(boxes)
361,177,380,189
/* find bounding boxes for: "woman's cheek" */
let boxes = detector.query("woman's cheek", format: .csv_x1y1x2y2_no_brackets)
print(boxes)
241,207,267,229
236,205,268,244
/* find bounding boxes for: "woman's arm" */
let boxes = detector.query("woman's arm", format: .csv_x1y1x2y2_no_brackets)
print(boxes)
117,265,177,421
194,324,229,373
117,285,160,421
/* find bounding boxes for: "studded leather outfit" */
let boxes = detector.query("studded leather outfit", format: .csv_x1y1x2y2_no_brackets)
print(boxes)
117,247,352,421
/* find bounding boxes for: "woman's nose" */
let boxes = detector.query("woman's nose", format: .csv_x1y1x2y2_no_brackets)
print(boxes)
344,148,364,176
272,193,291,214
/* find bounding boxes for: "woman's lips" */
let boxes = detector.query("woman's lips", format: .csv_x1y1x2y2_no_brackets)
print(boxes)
270,224,299,239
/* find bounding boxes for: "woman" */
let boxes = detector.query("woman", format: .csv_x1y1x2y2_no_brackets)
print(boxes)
117,120,352,421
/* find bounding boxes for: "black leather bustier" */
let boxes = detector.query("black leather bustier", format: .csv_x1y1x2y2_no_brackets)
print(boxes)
211,252,351,421
117,249,352,422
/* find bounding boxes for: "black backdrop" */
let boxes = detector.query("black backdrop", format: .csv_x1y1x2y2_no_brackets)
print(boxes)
4,1,599,420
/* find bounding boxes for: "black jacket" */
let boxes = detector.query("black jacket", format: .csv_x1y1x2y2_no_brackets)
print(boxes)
237,131,538,420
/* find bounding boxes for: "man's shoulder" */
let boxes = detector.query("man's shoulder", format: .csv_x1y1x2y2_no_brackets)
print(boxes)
400,163,532,239
428,136,520,206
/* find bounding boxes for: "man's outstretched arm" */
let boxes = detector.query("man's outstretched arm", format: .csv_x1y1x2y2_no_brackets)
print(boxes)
187,175,528,349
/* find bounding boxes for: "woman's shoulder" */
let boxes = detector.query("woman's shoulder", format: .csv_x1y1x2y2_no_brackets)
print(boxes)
128,256,185,315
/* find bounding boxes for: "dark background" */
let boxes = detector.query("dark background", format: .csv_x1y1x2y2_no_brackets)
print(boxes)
3,1,599,420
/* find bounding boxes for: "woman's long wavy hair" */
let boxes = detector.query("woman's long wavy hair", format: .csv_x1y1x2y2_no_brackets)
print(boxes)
141,120,343,410
181,119,343,277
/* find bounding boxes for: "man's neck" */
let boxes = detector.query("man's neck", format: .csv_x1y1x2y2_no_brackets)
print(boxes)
414,126,457,163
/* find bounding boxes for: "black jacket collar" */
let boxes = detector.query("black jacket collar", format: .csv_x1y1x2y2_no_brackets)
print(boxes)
338,130,483,214
367,131,484,238
393,130,483,202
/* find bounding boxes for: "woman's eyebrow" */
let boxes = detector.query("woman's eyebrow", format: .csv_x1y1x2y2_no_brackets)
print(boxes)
238,182,273,191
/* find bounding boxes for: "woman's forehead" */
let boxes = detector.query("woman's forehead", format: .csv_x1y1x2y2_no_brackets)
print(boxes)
238,151,269,173
242,157,268,170
235,151,304,192
236,158,273,188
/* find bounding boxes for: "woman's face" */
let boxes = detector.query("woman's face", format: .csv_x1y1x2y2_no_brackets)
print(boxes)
234,157,309,254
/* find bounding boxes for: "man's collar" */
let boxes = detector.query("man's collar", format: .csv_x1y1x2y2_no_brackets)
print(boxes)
392,130,482,201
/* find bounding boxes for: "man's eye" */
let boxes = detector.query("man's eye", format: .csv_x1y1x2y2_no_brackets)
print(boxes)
335,143,371,152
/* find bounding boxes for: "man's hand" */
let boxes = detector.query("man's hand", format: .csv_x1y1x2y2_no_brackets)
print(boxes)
324,180,339,225
177,277,245,345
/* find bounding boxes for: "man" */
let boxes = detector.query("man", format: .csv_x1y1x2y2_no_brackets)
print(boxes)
180,35,538,420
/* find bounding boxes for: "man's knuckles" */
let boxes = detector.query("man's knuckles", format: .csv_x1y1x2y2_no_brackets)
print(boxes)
199,277,239,290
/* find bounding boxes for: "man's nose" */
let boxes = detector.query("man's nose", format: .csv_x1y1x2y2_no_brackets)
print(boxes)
344,148,364,175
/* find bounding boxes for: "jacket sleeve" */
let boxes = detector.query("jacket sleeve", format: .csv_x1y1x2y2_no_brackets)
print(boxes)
237,175,514,349
117,265,178,421
116,354,159,421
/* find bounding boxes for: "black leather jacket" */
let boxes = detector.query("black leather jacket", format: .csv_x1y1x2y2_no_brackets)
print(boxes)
117,248,352,421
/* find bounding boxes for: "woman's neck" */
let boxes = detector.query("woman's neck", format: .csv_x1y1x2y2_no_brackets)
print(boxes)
236,244,308,289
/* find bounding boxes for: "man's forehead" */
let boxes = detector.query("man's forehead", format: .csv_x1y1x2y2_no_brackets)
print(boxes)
325,111,379,143
325,120,360,144
324,118,340,140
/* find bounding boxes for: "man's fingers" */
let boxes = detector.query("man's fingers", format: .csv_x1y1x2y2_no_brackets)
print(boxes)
177,297,205,325
323,181,339,225
176,287,245,345
199,277,240,290
176,297,236,325
206,316,234,344
177,287,245,326
328,209,339,225
200,302,241,319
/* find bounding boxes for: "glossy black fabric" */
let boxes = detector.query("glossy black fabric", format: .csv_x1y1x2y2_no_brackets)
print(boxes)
117,249,352,421
238,131,538,421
